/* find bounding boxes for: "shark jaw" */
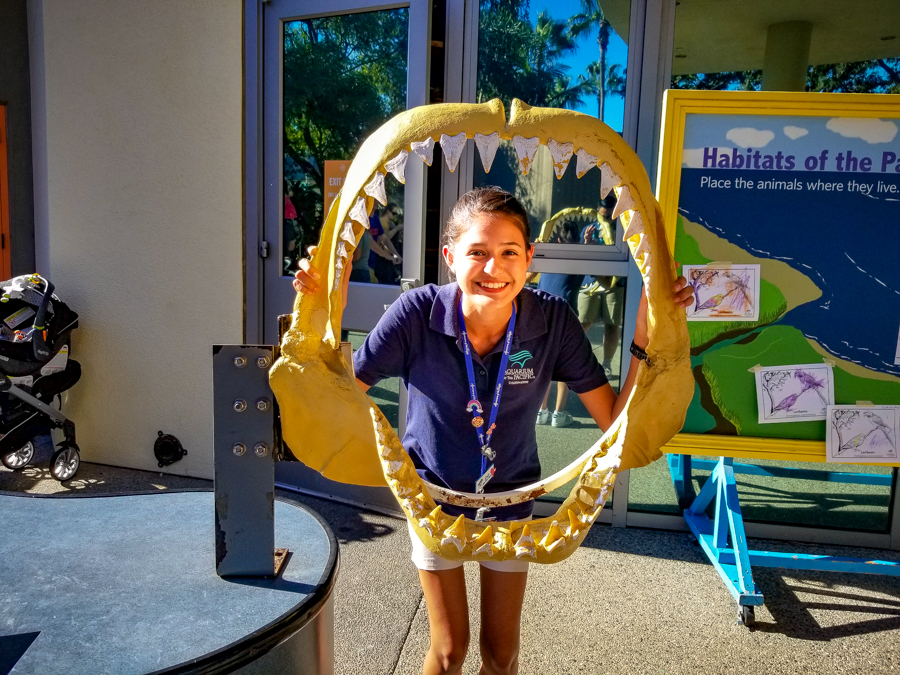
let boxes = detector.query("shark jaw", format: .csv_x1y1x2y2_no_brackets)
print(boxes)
270,98,693,564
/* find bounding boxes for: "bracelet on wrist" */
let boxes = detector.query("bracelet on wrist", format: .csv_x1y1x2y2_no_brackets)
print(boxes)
630,340,650,365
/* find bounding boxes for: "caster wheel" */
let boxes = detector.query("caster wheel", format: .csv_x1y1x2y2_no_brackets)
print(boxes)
50,444,80,481
739,605,756,627
1,441,35,470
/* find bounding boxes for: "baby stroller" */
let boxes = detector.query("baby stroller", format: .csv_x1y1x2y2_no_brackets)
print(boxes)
0,274,81,481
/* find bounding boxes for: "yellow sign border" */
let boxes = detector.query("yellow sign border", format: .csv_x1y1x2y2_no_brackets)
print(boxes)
656,90,900,464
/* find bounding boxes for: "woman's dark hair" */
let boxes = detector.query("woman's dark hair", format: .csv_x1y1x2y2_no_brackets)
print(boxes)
443,186,531,249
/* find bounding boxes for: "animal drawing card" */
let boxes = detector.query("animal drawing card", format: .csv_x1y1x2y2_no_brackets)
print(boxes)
754,363,834,424
827,405,899,464
684,264,760,322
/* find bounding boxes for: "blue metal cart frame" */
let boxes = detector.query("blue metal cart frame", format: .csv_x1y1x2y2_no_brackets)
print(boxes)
674,455,900,626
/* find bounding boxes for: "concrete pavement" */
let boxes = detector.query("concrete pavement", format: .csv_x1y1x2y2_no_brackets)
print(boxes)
2,457,900,674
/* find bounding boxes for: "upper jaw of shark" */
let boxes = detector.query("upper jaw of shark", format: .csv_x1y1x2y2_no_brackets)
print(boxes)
303,99,662,349
272,98,693,564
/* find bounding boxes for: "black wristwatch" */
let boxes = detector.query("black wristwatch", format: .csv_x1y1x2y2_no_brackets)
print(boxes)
630,341,650,365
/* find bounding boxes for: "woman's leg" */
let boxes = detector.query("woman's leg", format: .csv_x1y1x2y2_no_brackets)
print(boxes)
478,567,528,675
419,568,471,675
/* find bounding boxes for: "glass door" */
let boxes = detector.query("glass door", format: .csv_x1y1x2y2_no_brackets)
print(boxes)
263,0,430,512
263,0,430,344
449,0,637,521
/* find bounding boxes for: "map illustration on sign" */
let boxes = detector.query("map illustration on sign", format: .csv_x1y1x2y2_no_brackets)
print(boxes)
826,405,899,463
754,363,835,424
663,96,900,443
684,264,759,322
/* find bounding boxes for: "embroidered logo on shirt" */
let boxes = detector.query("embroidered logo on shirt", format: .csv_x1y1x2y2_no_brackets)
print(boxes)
509,350,533,368
506,350,536,385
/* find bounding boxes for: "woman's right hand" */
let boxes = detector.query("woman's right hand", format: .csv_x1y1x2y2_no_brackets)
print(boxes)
293,246,321,295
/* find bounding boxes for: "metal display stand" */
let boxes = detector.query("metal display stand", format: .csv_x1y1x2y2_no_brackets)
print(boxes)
212,344,337,673
674,455,900,626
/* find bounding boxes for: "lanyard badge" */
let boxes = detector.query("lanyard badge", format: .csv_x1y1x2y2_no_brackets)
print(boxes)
458,297,517,495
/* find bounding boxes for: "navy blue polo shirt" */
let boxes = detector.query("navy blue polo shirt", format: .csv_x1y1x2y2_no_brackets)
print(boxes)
354,282,608,521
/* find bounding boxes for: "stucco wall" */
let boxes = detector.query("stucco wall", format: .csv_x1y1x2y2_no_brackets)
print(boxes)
30,0,243,478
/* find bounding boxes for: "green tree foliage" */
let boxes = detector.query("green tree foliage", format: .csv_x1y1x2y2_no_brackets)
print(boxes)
671,70,762,91
477,2,588,109
672,58,900,93
807,58,900,93
282,11,408,246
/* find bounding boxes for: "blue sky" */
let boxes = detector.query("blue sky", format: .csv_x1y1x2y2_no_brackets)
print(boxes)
682,113,900,173
526,0,629,131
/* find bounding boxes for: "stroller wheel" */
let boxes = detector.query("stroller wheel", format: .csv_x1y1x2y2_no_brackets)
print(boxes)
1,441,35,471
50,444,80,481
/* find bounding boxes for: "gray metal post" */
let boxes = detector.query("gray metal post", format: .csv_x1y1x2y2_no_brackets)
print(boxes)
214,344,277,577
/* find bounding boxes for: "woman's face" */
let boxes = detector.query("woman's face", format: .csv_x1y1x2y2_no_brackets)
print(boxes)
443,213,533,311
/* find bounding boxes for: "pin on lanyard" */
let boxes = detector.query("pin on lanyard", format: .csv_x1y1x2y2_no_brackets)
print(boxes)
458,296,517,496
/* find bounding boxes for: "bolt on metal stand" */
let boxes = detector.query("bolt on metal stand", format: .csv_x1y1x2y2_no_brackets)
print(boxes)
213,344,287,577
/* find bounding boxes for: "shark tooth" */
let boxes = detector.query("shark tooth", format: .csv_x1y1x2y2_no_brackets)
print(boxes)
389,478,413,498
332,268,343,291
512,135,540,174
632,233,651,260
513,525,536,559
335,257,344,272
612,185,637,219
540,520,566,553
441,515,467,553
472,525,495,556
474,132,500,173
599,162,621,198
350,196,370,228
336,241,348,259
440,132,467,172
364,172,388,206
547,139,574,179
641,253,652,273
402,492,428,516
411,137,435,166
384,150,409,184
575,148,598,178
418,505,444,536
340,221,358,247
598,483,613,505
621,211,644,241
567,508,583,537
383,459,405,477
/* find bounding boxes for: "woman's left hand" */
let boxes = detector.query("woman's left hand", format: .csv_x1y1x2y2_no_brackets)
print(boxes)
672,275,694,309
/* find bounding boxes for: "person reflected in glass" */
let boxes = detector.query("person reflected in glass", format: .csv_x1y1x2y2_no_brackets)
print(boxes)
578,200,622,375
369,203,404,284
283,181,301,274
293,187,694,675
533,222,582,428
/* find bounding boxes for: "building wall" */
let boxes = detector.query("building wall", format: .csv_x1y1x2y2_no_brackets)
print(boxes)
1,0,36,276
29,0,244,478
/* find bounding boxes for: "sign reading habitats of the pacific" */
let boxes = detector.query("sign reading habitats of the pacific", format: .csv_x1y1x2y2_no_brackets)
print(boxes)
658,91,900,446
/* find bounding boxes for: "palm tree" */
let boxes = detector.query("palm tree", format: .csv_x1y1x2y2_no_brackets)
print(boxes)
529,11,579,105
567,1,612,120
578,61,626,117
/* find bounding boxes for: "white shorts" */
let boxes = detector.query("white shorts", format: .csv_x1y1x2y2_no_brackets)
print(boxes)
407,520,531,573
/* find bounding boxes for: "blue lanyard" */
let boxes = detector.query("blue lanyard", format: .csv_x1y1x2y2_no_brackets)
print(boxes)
457,295,517,487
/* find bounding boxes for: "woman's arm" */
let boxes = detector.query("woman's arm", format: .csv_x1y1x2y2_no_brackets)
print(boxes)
576,275,693,431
